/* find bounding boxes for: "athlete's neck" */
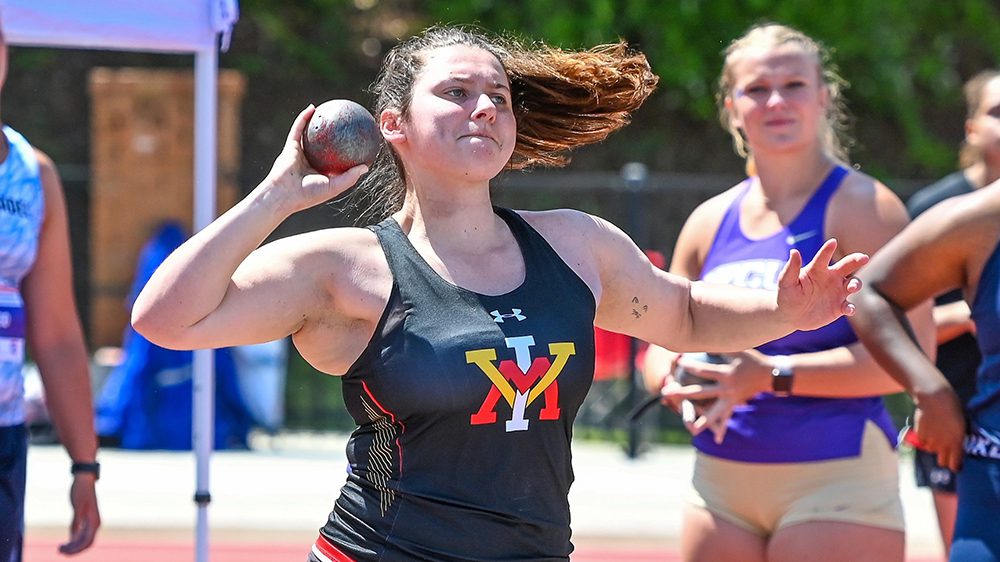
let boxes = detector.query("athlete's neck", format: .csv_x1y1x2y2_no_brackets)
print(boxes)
752,150,837,200
394,194,507,254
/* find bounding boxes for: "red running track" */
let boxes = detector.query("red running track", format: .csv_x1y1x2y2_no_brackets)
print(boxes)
24,537,948,562
25,538,677,561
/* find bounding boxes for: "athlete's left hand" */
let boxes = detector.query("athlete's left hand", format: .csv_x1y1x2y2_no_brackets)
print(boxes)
776,239,868,331
665,350,773,444
60,475,100,554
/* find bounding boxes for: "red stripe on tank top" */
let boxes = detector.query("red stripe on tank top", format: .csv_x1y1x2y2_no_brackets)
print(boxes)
361,381,405,475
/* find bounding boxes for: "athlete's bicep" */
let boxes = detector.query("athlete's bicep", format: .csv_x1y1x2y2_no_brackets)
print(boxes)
590,216,690,348
861,201,971,311
165,235,339,349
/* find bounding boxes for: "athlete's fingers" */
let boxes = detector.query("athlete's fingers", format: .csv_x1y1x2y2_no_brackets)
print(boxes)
675,358,729,381
662,383,720,401
938,445,963,473
807,238,839,271
828,251,870,279
699,399,733,445
685,402,707,436
776,248,804,289
287,104,317,147
845,275,862,294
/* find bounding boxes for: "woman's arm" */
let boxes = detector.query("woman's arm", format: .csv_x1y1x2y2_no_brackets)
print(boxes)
131,106,368,351
638,197,717,395
932,300,975,344
852,196,980,471
589,213,866,356
22,150,100,554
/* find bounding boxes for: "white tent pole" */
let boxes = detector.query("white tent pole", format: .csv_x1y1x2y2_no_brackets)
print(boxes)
193,45,219,562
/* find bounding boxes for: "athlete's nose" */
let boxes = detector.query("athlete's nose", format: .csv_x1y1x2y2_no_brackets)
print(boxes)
766,88,788,109
472,93,497,122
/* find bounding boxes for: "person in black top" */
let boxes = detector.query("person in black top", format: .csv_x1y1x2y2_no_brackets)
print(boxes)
131,25,871,561
903,69,999,556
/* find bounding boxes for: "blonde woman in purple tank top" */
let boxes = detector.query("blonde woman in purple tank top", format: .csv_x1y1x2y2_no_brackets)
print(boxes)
642,23,936,562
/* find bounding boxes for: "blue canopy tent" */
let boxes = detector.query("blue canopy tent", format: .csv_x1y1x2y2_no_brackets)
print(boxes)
3,2,239,560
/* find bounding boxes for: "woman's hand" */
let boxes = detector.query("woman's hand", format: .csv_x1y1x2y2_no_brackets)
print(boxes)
777,239,868,331
911,380,966,472
663,350,774,443
260,105,369,216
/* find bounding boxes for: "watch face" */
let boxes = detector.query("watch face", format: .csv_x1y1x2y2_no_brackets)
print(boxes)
771,371,793,394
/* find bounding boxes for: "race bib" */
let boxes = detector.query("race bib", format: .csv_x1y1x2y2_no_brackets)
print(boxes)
0,302,26,363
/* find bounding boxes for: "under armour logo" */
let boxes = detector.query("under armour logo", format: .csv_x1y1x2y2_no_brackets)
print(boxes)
490,309,526,323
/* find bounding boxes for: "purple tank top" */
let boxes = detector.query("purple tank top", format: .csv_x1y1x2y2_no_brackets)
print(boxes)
695,166,897,463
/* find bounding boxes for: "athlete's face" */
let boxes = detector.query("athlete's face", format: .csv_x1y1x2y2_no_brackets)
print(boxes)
387,45,517,186
725,44,828,156
967,77,1000,163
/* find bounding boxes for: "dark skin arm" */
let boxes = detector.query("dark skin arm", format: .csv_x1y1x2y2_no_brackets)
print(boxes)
852,193,998,472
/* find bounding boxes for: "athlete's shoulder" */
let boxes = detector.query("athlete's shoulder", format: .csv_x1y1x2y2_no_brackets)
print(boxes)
514,207,599,227
831,168,905,213
689,181,744,222
513,207,615,243
672,181,745,252
257,226,380,268
826,168,909,253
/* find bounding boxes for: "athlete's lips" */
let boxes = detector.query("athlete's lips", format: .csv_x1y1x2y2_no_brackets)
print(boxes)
764,117,795,127
459,130,499,146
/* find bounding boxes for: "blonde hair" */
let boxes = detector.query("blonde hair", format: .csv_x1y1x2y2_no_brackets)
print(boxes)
716,23,852,175
351,26,658,223
959,70,1000,168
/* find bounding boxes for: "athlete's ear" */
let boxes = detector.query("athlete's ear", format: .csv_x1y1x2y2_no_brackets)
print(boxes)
724,95,743,130
818,82,830,111
381,109,405,146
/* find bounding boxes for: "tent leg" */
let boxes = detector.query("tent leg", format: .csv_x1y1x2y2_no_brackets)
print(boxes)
193,46,219,562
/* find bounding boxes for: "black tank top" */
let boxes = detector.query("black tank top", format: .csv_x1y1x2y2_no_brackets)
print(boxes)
321,207,597,561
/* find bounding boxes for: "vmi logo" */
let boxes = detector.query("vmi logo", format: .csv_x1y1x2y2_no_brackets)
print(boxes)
466,335,576,432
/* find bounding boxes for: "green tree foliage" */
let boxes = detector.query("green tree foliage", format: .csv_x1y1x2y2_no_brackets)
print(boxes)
8,0,1000,179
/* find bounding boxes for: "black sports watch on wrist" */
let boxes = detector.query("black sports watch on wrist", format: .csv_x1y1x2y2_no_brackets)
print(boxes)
770,355,794,396
71,461,101,480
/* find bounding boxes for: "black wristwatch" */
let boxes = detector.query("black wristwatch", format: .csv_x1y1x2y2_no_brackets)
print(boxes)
770,355,794,397
71,461,101,480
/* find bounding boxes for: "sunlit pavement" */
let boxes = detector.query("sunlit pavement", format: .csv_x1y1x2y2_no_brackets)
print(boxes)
25,432,944,561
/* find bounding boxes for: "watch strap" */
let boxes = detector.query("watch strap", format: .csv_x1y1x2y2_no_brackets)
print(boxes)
770,355,794,396
71,461,101,479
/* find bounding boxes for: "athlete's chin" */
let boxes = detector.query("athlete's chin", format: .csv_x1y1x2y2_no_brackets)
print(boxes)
753,137,813,156
458,156,510,181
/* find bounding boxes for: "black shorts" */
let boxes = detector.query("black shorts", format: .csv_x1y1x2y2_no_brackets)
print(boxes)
913,449,957,493
0,424,27,562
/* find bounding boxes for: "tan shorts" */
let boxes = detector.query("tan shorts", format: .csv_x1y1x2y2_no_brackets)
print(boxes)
690,421,904,536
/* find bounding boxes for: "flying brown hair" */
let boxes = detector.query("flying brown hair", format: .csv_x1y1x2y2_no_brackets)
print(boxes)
350,26,658,223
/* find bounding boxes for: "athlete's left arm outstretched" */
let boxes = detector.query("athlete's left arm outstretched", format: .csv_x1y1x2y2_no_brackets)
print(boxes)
585,213,867,354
